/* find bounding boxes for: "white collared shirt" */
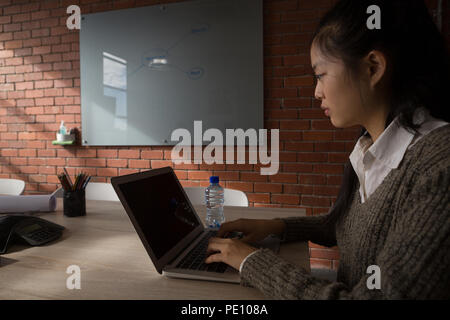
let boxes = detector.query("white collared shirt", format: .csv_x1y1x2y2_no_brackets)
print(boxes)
349,108,448,204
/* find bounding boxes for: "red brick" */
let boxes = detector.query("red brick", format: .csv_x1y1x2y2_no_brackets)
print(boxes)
141,150,164,159
66,158,86,167
5,57,23,66
283,163,313,173
5,40,23,49
106,159,127,168
38,149,56,157
299,174,327,185
25,89,44,98
97,149,118,158
327,175,343,186
1,149,18,157
33,45,51,55
284,185,314,194
248,193,270,204
129,159,150,169
55,97,74,105
35,97,54,106
86,158,106,167
265,109,298,119
269,173,298,184
151,160,173,169
279,120,310,130
254,183,282,193
20,166,39,174
267,88,298,98
97,168,118,177
18,132,36,140
301,196,331,207
118,149,140,159
6,74,23,82
314,185,340,196
0,50,14,59
119,168,139,176
188,170,211,180
164,168,185,180
297,152,328,162
271,194,299,205
303,131,334,141
225,181,253,192
76,149,96,158
34,80,53,89
240,172,268,182
211,171,239,181
313,164,343,174
285,76,314,87
284,142,314,152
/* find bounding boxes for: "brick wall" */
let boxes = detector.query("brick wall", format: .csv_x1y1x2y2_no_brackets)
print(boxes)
0,0,448,272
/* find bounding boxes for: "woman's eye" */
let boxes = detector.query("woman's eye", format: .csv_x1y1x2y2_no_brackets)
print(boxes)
314,73,325,81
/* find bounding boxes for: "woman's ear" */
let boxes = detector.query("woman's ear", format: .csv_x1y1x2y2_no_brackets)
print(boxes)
364,50,387,89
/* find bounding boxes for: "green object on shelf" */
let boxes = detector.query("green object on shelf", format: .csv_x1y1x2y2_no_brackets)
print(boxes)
52,140,75,145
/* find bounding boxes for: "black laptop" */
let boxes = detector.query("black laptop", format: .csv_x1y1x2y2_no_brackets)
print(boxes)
111,166,241,283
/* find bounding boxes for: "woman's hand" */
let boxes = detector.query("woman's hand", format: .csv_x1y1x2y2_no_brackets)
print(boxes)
205,237,257,270
205,218,286,270
216,218,286,244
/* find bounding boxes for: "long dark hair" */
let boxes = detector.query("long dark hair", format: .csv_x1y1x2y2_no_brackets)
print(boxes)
312,0,450,218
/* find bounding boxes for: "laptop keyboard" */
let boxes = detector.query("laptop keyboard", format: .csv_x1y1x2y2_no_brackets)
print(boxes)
176,230,228,273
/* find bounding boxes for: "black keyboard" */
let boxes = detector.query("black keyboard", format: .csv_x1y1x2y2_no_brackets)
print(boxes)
176,230,228,273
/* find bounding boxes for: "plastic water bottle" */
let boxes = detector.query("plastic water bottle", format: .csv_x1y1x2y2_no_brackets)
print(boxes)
59,120,67,135
205,176,224,229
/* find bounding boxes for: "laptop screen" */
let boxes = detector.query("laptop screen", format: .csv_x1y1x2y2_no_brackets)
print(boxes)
118,171,200,259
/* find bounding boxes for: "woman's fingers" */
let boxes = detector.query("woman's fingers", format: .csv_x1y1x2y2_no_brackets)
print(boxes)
205,238,228,263
206,237,258,270
204,251,223,264
206,237,226,253
216,219,244,238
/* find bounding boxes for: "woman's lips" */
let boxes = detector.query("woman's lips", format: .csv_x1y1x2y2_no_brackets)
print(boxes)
325,109,330,116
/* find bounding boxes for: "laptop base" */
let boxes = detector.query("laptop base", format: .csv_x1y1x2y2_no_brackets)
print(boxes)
163,268,240,284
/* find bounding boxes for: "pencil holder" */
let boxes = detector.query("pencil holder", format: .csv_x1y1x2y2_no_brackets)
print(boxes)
63,189,86,217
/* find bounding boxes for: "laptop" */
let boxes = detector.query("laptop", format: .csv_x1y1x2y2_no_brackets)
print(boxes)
111,166,280,283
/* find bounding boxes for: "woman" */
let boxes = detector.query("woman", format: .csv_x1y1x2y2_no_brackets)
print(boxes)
205,0,450,299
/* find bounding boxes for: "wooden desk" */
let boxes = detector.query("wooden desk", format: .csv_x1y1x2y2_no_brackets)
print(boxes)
0,200,308,299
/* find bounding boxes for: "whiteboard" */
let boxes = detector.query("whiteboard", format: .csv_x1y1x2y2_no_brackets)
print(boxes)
80,0,263,146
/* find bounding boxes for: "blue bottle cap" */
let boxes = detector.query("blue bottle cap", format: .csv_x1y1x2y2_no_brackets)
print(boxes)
209,176,219,183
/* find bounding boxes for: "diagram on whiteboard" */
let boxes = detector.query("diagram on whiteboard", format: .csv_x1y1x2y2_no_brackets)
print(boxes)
128,23,209,80
80,0,263,146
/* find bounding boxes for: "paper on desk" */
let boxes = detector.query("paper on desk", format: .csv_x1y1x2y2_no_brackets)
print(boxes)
0,189,59,213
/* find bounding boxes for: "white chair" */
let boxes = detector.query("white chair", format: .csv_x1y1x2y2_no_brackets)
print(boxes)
85,182,120,201
0,178,25,195
184,187,248,207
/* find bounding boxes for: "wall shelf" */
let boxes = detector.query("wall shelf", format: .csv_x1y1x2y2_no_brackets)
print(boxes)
52,140,76,146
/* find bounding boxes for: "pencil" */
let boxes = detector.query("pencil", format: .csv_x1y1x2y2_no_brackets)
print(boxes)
76,173,85,190
63,167,73,189
82,176,91,189
77,173,84,190
73,173,81,191
58,173,71,191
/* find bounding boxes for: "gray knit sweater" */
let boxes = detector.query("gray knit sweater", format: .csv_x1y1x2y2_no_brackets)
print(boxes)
241,124,450,299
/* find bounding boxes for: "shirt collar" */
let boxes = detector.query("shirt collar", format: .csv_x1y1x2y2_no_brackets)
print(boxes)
350,108,429,170
368,118,414,169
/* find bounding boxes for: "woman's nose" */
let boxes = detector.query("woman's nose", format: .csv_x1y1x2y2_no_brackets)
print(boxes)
314,86,323,100
315,92,322,100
